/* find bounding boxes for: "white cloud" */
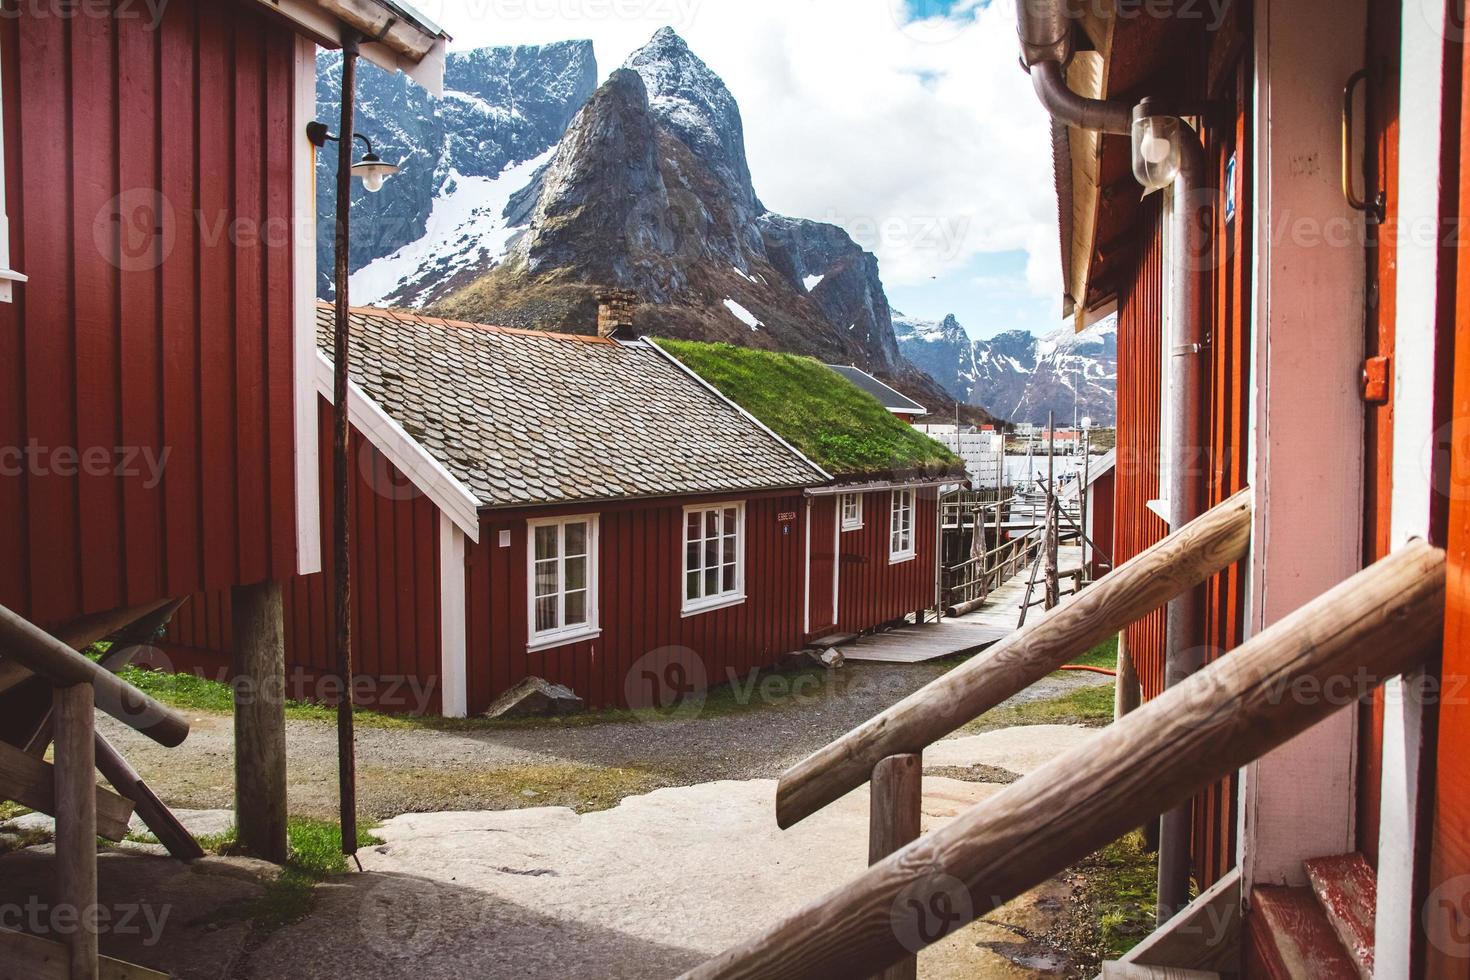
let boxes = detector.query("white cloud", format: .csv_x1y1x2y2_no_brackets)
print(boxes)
421,0,1061,313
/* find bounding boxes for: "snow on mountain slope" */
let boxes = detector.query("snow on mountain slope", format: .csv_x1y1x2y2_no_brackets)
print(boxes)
896,313,1117,425
349,150,555,307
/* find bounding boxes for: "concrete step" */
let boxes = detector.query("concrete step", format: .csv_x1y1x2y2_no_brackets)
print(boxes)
1246,886,1360,979
1303,853,1375,979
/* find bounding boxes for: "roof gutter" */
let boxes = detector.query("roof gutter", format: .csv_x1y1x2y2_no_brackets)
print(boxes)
1014,0,1211,927
804,478,956,498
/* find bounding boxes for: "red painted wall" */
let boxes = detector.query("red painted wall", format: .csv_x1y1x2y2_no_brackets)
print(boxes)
1088,470,1115,580
836,488,938,634
807,496,838,638
0,0,300,629
465,492,808,712
161,401,442,713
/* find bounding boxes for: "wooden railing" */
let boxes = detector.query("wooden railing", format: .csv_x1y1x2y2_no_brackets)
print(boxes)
942,524,1045,613
0,603,188,979
686,530,1444,979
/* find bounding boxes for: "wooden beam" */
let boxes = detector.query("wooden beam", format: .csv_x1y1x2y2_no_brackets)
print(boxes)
868,755,921,980
54,684,98,979
230,581,288,864
92,733,202,862
684,541,1444,980
776,489,1253,829
0,739,133,842
0,606,188,747
0,929,166,980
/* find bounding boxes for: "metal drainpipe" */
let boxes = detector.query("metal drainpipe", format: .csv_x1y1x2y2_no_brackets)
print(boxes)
1014,0,1212,927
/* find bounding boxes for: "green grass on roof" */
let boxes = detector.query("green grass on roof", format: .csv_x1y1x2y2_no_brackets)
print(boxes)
656,340,963,479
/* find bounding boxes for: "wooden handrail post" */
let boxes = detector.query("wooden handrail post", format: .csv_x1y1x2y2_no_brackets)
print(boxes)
54,683,99,980
776,489,1252,830
688,540,1444,980
869,754,922,980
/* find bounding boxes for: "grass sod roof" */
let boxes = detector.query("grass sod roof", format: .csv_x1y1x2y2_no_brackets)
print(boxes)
655,339,964,482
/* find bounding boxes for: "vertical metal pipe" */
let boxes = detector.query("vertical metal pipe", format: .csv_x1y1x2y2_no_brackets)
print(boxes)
1157,125,1210,924
333,31,360,857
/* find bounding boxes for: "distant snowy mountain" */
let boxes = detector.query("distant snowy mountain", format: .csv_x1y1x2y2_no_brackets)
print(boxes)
315,41,598,303
895,314,1117,426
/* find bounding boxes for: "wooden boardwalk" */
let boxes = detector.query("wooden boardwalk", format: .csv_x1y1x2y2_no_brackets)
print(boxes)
839,546,1085,665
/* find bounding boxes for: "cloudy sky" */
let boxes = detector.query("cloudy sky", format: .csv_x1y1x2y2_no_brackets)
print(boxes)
409,0,1061,340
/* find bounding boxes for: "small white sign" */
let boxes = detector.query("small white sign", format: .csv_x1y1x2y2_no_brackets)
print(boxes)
499,529,512,548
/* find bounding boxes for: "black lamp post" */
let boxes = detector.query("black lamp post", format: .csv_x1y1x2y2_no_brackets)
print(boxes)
308,30,403,861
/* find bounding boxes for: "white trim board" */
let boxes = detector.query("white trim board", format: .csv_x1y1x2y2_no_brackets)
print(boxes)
292,37,323,576
1240,0,1365,892
313,350,481,541
438,514,467,718
0,41,24,304
1373,2,1454,974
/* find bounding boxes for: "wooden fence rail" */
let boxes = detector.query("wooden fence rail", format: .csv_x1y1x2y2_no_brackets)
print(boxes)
776,488,1254,830
686,538,1445,980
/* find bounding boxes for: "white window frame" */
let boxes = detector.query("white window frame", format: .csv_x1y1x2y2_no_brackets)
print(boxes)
682,501,746,616
889,489,916,563
526,514,600,652
840,492,864,531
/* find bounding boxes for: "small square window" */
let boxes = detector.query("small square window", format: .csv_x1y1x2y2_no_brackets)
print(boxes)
840,493,864,531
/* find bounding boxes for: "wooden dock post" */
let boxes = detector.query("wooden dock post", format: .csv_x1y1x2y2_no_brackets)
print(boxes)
231,580,288,864
1045,412,1059,609
54,683,98,980
870,754,922,980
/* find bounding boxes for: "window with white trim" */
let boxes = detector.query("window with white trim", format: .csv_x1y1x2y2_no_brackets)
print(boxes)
889,489,915,562
683,502,745,614
528,515,599,649
840,492,863,531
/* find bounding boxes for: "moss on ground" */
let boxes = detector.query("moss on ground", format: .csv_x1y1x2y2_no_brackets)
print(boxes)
655,339,962,479
1077,832,1159,959
959,681,1116,734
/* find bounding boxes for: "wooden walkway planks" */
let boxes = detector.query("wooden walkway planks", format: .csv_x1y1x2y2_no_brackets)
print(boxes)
840,547,1086,664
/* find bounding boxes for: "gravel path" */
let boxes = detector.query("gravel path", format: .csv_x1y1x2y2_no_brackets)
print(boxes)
103,661,1110,820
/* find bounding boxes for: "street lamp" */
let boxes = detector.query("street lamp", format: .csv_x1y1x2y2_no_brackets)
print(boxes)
1131,97,1182,194
305,122,401,193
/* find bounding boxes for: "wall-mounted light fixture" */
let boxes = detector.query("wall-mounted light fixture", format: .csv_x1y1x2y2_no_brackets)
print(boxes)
306,121,401,193
1131,98,1183,194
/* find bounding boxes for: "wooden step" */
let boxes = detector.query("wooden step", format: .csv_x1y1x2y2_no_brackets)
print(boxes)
1245,886,1360,979
1303,854,1375,979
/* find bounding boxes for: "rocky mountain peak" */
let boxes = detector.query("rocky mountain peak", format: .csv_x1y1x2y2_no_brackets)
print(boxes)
623,27,761,211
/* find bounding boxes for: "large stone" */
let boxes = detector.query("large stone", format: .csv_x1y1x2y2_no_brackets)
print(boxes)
483,677,585,720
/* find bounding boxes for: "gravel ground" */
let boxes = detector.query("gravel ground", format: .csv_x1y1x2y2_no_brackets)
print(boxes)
103,661,1111,820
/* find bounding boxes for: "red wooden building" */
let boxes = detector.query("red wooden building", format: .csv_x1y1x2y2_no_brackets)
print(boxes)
1028,0,1470,972
0,0,445,632
160,301,959,715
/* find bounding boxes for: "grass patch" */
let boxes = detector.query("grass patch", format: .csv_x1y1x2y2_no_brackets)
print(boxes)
1078,832,1158,959
113,661,832,732
1066,635,1119,670
0,801,31,822
960,681,1115,733
180,818,383,934
655,339,962,479
373,761,669,814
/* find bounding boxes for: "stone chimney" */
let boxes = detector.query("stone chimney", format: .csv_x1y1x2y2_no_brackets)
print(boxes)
596,289,639,340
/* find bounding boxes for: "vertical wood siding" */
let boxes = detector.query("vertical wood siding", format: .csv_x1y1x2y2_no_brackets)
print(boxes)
162,401,442,713
1115,201,1169,699
807,496,838,637
465,493,808,713
836,488,938,634
0,0,299,628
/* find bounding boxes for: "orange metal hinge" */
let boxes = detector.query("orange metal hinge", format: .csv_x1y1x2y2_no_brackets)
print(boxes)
1362,356,1391,405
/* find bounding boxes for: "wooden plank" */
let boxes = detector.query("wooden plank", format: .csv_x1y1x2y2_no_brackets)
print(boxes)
777,491,1253,829
868,754,920,980
0,929,167,980
93,732,203,862
54,684,99,978
687,541,1444,980
0,739,133,842
0,606,188,746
